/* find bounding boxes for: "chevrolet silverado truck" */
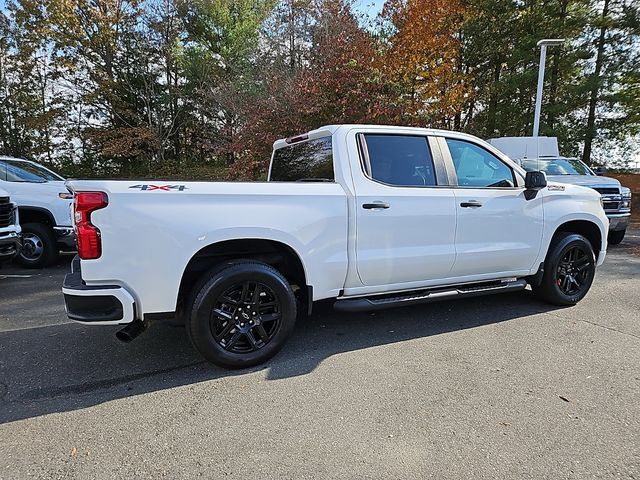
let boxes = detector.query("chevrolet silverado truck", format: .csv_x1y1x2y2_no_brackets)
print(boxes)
487,137,631,245
62,125,608,368
0,187,21,265
0,156,75,267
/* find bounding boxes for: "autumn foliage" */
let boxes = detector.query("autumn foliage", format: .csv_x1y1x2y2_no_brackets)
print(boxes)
1,0,638,178
229,0,471,178
378,0,470,127
230,0,386,178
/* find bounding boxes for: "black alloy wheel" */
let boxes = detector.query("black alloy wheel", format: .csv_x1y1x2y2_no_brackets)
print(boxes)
187,260,297,369
554,245,593,296
211,280,281,353
532,232,596,306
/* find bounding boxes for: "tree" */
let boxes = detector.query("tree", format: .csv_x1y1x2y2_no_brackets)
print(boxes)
581,0,640,164
228,0,382,178
2,0,639,178
43,0,164,174
0,1,67,163
262,0,315,71
377,0,471,128
178,0,273,165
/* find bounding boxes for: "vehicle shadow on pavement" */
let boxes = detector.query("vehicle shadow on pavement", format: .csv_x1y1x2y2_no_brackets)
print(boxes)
0,290,565,424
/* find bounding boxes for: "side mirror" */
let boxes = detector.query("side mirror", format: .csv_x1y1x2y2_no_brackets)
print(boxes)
524,171,547,200
593,166,607,175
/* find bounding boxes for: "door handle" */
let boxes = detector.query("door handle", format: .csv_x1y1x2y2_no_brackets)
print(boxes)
460,200,482,208
362,202,390,210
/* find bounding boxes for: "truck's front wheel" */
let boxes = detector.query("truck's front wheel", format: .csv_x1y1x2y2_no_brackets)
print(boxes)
186,261,297,369
532,233,596,306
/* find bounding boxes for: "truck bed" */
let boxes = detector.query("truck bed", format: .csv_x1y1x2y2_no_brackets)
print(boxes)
66,180,349,314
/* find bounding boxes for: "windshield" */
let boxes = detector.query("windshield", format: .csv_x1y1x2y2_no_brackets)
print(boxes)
520,158,593,176
0,159,64,183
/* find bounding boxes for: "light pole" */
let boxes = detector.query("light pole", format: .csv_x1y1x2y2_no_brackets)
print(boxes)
533,38,564,137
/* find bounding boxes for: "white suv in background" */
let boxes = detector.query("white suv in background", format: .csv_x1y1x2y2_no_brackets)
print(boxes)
0,157,74,268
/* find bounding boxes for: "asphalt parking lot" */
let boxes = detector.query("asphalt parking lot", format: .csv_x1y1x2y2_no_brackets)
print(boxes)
1,227,639,479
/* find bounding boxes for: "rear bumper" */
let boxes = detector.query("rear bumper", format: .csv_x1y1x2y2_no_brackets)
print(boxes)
62,256,136,325
0,231,21,262
606,213,630,232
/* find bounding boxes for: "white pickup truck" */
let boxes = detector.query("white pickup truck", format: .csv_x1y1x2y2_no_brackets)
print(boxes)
0,156,75,267
63,125,608,368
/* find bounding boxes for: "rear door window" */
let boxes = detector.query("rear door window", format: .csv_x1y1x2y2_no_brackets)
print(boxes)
270,137,334,182
362,135,437,187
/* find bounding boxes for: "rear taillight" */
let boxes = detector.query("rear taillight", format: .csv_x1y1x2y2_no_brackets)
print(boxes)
74,192,108,259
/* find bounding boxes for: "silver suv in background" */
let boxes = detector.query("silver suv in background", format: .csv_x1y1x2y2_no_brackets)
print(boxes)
518,158,630,244
488,137,631,245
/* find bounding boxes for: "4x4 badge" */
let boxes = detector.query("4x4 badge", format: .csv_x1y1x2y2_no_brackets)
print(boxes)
129,184,188,191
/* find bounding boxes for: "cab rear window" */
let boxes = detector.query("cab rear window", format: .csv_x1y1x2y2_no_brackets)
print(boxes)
270,137,334,182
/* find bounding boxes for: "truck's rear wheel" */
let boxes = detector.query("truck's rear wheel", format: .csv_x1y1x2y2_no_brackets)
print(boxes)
532,233,596,306
16,223,58,268
186,261,297,369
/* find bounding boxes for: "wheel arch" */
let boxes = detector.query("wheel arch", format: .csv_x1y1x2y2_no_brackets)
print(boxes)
551,219,603,256
17,206,55,227
176,238,309,316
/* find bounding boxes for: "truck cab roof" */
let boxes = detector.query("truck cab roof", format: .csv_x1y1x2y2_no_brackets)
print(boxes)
273,124,493,150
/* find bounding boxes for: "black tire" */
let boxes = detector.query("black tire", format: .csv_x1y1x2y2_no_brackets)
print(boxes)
16,223,58,268
186,260,297,369
608,229,626,245
532,232,596,306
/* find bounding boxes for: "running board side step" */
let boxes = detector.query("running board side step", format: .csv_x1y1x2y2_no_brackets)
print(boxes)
333,279,528,313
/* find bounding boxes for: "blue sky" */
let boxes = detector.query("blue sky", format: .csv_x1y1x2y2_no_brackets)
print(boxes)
354,0,386,18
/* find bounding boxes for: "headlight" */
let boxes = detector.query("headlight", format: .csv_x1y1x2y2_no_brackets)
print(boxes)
621,187,631,199
621,187,632,210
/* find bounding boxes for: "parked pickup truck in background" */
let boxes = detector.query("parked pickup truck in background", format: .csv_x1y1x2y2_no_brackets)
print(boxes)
488,136,632,245
0,187,21,265
0,157,75,267
63,125,609,368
